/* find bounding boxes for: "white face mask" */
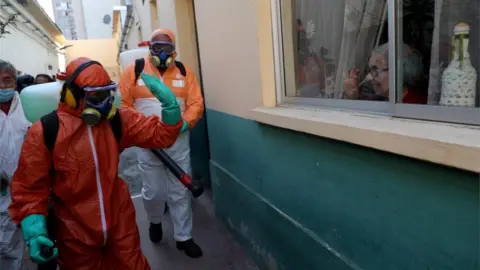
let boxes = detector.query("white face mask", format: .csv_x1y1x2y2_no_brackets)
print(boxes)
0,89,15,102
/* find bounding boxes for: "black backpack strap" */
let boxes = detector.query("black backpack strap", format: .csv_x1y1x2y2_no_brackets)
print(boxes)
135,59,186,79
134,58,145,83
40,110,122,152
40,110,60,154
109,112,122,144
175,61,187,77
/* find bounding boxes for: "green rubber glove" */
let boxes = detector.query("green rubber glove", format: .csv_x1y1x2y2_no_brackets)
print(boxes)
180,120,189,134
21,214,59,264
141,73,181,125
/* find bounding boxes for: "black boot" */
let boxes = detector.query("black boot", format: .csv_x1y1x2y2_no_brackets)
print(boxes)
149,223,163,243
176,239,203,258
38,260,58,270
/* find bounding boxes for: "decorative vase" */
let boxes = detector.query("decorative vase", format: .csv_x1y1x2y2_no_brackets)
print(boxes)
439,22,477,107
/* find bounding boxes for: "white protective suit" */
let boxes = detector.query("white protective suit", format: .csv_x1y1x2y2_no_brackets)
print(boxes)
0,92,31,269
138,106,193,241
119,37,204,242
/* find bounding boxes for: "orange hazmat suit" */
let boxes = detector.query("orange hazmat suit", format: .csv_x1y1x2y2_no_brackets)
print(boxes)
9,57,182,269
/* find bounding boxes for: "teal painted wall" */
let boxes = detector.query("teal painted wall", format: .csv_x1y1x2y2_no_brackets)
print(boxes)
190,116,211,187
206,109,479,270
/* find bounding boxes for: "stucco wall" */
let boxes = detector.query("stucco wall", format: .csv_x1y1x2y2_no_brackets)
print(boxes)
0,9,59,76
207,110,479,270
174,0,199,75
65,39,120,81
81,0,121,39
193,0,263,118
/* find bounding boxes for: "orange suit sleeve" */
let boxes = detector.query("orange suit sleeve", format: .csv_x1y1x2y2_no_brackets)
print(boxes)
118,64,136,109
9,122,52,225
118,108,183,150
183,68,204,129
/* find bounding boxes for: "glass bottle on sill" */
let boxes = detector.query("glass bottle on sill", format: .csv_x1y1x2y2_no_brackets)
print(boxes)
440,22,477,107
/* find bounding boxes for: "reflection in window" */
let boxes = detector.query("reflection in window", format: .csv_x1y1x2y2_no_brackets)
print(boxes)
285,0,388,100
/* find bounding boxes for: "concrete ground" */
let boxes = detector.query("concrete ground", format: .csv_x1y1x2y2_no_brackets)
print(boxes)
135,191,258,270
21,191,258,270
21,148,258,270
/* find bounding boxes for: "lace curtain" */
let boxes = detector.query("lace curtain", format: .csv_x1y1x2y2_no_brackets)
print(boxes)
295,0,385,98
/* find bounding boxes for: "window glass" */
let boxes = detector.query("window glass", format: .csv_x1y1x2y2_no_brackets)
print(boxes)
282,0,389,100
397,0,479,107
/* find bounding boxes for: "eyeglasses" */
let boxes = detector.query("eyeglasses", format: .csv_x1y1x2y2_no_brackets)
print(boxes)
367,67,389,78
83,83,117,93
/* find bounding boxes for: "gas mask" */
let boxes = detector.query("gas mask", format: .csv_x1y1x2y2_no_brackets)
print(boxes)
149,41,175,69
81,83,118,126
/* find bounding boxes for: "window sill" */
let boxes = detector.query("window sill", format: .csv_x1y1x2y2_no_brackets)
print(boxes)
249,105,480,173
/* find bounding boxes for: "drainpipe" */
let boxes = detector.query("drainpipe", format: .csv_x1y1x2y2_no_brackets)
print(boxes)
1,0,58,49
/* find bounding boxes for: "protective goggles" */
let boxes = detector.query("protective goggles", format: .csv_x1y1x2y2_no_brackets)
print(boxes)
150,41,175,54
83,83,117,104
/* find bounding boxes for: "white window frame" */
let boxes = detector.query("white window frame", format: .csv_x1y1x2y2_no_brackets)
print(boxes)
271,0,480,125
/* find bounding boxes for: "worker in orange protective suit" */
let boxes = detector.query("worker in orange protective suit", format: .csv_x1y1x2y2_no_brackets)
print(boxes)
119,28,204,258
8,57,184,269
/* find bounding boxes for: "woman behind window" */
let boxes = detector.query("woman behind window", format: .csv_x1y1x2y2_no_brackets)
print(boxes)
343,43,428,104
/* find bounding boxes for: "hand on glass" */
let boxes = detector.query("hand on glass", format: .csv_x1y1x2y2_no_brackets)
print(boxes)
343,68,359,99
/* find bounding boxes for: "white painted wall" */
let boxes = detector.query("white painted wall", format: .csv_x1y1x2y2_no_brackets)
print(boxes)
81,0,121,39
123,0,177,51
0,9,59,76
125,0,153,50
157,0,177,34
194,0,263,118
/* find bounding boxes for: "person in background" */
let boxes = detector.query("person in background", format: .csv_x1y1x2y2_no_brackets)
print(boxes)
16,74,35,93
8,57,183,269
119,28,204,258
34,74,54,84
343,43,427,104
0,60,31,269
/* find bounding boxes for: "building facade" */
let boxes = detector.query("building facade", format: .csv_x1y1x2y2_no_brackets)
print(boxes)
53,0,120,40
52,0,79,39
194,0,480,269
0,0,64,76
81,0,120,39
